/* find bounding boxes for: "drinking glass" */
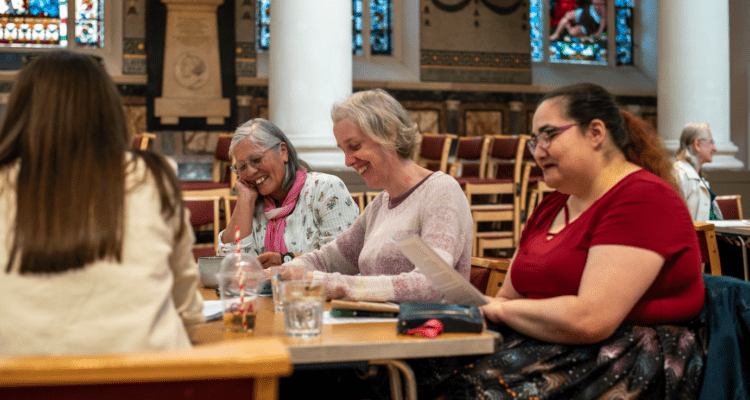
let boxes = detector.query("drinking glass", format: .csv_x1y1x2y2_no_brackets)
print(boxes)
278,281,327,338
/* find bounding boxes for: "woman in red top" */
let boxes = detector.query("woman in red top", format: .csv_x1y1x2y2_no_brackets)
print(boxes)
416,84,707,399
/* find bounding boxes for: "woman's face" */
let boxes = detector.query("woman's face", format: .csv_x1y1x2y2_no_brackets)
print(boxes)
232,138,289,202
693,130,717,166
333,118,394,189
531,98,591,192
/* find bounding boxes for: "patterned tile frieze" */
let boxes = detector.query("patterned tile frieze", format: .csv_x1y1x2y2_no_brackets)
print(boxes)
421,49,531,69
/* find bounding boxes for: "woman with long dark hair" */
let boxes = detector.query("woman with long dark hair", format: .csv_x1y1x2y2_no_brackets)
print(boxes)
0,51,203,354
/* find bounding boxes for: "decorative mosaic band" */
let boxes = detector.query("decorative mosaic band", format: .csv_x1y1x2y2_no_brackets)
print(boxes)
420,49,531,84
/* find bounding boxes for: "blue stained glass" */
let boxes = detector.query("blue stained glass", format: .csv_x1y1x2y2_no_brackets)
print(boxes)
370,0,391,55
0,0,68,47
76,0,103,47
549,38,608,65
615,0,633,65
353,0,362,55
257,0,270,53
529,0,542,62
548,0,608,65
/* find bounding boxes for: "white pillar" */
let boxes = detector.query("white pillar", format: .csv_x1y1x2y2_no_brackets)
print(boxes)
657,0,743,170
268,0,351,170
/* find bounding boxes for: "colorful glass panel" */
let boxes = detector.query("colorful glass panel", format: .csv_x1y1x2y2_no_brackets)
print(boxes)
548,0,608,65
257,0,270,52
529,0,542,62
0,0,67,47
615,0,633,66
257,0,391,57
75,0,102,47
353,0,362,55
369,0,391,55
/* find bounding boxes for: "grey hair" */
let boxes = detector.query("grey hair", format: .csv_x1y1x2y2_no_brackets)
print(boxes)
330,88,419,160
675,122,711,170
229,118,306,193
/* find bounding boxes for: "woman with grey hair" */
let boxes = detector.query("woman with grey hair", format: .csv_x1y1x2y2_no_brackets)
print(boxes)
673,122,722,221
217,118,359,267
282,89,473,303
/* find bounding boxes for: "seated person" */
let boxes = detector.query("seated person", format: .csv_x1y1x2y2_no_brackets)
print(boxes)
0,51,203,355
282,89,473,303
413,83,707,399
217,119,360,268
673,122,722,221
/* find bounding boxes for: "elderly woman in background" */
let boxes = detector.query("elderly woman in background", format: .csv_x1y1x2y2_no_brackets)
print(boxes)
217,118,359,268
673,122,722,221
414,83,707,399
282,89,473,303
0,51,203,354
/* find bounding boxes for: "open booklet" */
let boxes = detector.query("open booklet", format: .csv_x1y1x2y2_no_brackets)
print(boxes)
394,234,489,307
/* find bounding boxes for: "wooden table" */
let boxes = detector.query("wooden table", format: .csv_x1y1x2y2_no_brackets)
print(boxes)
712,221,750,281
195,289,498,400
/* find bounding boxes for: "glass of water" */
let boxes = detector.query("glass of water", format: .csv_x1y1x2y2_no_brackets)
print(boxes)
278,280,327,338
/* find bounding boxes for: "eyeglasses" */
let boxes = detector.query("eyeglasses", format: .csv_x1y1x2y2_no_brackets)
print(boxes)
527,123,581,153
699,138,715,145
230,143,280,174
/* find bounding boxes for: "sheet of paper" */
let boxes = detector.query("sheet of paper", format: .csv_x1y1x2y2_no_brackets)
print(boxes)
203,300,223,319
323,311,398,324
394,234,489,307
711,220,750,228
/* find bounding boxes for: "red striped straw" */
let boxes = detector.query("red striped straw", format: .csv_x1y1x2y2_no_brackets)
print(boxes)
236,226,246,329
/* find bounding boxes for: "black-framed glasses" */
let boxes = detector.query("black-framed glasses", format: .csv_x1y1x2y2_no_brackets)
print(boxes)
230,143,280,174
527,123,581,153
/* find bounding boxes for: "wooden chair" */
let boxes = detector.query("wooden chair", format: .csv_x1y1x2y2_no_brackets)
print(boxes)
131,132,156,150
449,135,491,179
695,222,723,276
716,195,743,220
414,133,456,174
349,192,365,213
181,133,235,200
0,338,292,400
469,256,510,297
185,194,226,260
463,135,526,256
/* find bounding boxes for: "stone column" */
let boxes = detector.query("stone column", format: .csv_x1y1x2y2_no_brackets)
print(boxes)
445,100,461,135
268,0,351,169
657,0,743,170
508,101,524,136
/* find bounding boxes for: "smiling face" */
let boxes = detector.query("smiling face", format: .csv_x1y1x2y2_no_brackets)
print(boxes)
531,98,592,193
232,138,289,202
334,118,394,189
692,129,717,167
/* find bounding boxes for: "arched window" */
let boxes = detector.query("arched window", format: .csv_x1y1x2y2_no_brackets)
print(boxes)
530,0,634,66
0,0,103,48
256,0,396,59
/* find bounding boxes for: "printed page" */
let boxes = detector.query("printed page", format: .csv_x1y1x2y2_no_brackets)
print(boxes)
394,235,489,307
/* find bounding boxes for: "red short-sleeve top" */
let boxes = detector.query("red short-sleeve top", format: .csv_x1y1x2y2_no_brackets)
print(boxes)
511,169,705,324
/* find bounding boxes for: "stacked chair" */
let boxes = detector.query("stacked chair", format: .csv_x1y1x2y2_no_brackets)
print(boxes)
520,141,555,230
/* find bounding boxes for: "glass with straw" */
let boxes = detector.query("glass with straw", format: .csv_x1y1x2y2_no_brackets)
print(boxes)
217,227,263,332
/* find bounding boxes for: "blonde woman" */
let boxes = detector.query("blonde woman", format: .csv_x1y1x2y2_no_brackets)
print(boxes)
673,122,722,221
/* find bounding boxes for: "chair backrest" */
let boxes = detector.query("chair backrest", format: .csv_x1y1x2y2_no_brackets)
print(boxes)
415,133,456,173
213,134,235,187
469,257,510,297
349,192,365,213
694,222,722,276
184,194,224,260
449,135,491,178
486,135,525,184
131,133,156,151
715,195,743,220
365,191,382,205
0,338,292,400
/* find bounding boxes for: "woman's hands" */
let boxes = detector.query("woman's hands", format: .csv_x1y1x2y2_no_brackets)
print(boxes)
235,177,259,204
257,252,282,268
479,296,510,324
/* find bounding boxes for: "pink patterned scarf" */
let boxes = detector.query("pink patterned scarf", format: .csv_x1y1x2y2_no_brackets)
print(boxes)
263,170,307,253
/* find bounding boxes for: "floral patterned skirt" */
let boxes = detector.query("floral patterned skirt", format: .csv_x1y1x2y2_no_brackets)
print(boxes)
411,318,707,400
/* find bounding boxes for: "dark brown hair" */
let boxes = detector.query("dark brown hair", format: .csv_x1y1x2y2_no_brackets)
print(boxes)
0,50,184,274
541,83,682,195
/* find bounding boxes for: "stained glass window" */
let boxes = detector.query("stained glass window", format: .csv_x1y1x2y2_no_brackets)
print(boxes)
258,0,392,57
529,0,542,62
0,0,103,48
75,0,103,47
548,0,608,65
615,0,634,66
